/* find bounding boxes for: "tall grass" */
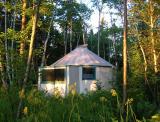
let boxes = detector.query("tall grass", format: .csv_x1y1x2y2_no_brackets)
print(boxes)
0,86,158,122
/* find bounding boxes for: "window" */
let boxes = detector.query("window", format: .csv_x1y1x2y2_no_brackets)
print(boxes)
41,69,65,83
82,67,96,80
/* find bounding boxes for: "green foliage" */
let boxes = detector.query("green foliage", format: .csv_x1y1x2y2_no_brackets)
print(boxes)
135,101,156,119
128,42,143,76
127,0,160,110
0,86,19,122
1,86,157,122
87,25,123,66
21,90,115,121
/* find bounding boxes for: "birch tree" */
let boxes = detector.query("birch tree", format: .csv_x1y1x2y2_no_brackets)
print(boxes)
41,11,54,67
20,0,27,55
149,0,158,73
128,0,160,105
91,0,105,56
17,0,41,118
4,0,12,85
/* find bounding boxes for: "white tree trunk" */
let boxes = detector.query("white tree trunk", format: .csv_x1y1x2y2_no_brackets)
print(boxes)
97,9,101,56
11,1,17,81
41,16,54,67
149,0,158,73
69,20,73,52
20,0,27,55
0,54,8,89
64,27,67,55
4,0,12,84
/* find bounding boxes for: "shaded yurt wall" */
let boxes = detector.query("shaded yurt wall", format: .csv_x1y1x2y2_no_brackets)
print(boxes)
38,67,67,96
80,79,97,93
96,67,113,89
79,66,97,93
68,66,80,93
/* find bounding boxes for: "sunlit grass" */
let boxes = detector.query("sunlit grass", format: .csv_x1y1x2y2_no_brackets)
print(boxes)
0,86,158,122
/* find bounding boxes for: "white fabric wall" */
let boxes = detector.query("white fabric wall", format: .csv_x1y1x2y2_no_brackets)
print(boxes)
68,66,80,93
39,82,66,96
38,67,66,96
80,80,97,94
38,66,113,95
79,66,97,94
96,67,113,89
79,66,113,93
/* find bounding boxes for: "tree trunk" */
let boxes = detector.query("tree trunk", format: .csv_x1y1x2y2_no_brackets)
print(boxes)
113,33,117,67
41,16,54,67
23,0,39,88
4,0,12,85
82,24,86,44
76,33,80,47
149,0,158,73
17,1,40,118
11,2,16,50
20,0,27,55
123,0,127,105
0,54,8,89
11,1,17,81
103,43,105,59
69,20,72,52
110,13,118,67
64,26,68,55
139,43,148,82
97,9,101,56
90,32,93,50
139,42,154,95
149,0,158,105
108,39,111,62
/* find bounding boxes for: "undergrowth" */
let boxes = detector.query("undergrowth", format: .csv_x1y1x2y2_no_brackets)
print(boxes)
0,86,159,122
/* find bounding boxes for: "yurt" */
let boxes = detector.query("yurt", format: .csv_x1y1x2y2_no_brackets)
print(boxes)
38,45,114,96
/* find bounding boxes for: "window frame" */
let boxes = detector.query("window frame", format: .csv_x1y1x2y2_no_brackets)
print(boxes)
82,66,96,80
41,68,65,83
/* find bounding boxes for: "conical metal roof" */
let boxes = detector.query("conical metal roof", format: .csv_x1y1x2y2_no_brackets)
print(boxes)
50,45,113,67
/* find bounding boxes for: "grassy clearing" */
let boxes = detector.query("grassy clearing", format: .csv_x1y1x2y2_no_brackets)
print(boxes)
0,87,159,122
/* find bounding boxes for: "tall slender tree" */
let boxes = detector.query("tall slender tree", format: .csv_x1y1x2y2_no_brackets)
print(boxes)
20,0,27,55
110,13,118,67
56,1,91,52
41,15,54,67
91,0,105,56
149,0,158,73
4,0,12,85
128,0,160,105
123,0,127,105
17,0,41,118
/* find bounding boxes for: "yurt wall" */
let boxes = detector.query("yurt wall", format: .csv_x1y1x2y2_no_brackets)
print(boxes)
68,66,80,93
96,67,113,89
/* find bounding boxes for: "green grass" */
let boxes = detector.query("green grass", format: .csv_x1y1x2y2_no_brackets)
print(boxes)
0,87,158,122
